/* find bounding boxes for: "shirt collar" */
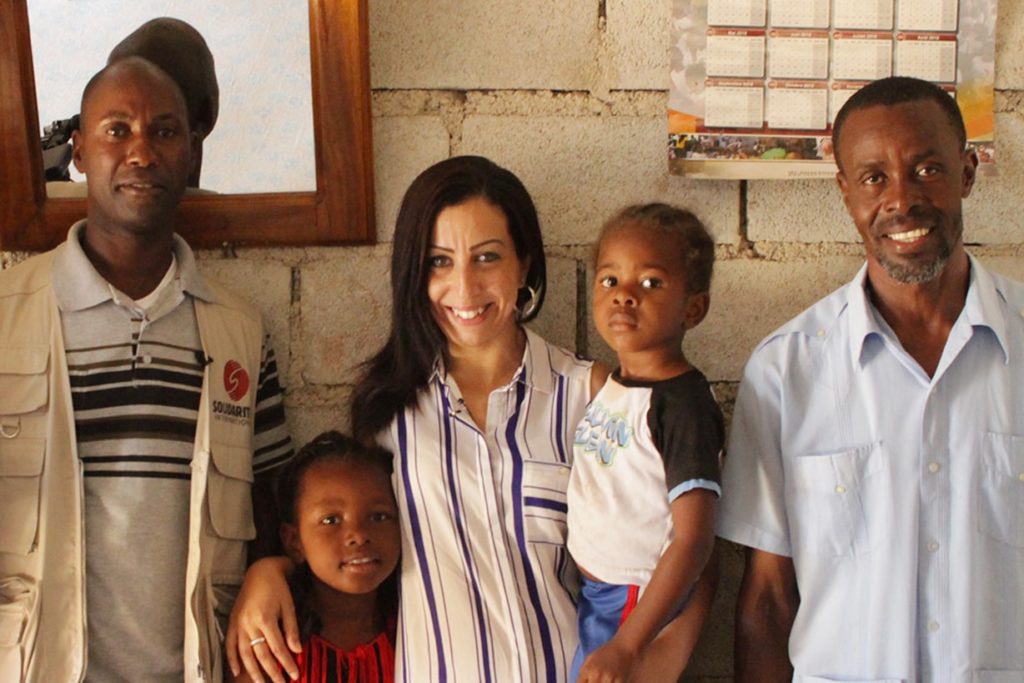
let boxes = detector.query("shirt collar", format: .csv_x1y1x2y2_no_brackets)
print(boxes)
429,327,555,395
520,327,555,394
961,254,1010,363
845,263,878,367
845,255,1010,367
52,220,215,312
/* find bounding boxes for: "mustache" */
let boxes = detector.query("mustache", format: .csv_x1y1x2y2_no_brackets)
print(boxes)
874,207,941,233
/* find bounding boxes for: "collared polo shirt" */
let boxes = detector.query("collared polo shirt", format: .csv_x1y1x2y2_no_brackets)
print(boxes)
719,256,1024,682
52,221,292,682
380,329,593,682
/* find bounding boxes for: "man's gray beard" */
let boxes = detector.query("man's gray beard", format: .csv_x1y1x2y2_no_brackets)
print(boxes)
878,244,951,285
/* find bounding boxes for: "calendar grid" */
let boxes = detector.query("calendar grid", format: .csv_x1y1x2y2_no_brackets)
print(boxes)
670,0,993,178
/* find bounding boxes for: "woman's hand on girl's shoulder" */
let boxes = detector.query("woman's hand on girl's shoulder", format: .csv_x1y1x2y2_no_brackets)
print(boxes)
589,361,612,401
225,556,301,683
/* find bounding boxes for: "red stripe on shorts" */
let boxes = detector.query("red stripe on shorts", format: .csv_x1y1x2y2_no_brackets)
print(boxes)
618,584,641,627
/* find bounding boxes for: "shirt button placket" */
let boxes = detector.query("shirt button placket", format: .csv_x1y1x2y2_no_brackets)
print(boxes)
919,388,950,678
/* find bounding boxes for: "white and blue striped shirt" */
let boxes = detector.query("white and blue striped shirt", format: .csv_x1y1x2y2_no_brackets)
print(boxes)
380,330,593,682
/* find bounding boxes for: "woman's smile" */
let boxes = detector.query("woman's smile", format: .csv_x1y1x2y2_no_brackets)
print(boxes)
427,197,528,355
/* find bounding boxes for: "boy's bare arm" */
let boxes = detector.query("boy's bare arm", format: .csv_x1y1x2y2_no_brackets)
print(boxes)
734,547,799,683
578,489,717,682
627,544,720,683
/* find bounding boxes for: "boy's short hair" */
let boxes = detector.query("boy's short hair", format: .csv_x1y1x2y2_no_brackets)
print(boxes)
596,203,715,294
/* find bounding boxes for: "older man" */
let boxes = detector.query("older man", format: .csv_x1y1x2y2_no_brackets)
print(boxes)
0,58,290,682
719,76,1024,681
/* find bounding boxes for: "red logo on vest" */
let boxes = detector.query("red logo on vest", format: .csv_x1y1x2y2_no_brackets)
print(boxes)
223,360,250,402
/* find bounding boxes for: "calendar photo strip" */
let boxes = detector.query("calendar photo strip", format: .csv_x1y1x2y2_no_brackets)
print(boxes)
669,0,997,179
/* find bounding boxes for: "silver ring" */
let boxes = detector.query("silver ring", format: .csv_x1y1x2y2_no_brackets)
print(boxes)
249,636,267,647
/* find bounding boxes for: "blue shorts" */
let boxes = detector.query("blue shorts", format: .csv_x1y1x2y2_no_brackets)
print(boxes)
569,576,692,683
569,578,640,682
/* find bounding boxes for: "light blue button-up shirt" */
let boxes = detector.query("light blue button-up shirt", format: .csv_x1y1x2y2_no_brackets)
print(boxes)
719,256,1024,682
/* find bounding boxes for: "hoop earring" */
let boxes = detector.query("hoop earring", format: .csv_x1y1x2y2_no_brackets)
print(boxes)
518,284,540,320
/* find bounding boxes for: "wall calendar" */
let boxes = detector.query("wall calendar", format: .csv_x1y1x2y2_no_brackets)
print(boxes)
669,0,998,179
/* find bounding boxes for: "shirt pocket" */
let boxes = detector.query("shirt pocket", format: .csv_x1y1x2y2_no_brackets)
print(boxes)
977,432,1024,548
207,442,256,541
0,347,49,557
521,461,570,545
788,442,887,557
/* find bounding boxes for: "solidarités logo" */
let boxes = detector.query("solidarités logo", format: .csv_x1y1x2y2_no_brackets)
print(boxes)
224,360,250,401
213,360,252,421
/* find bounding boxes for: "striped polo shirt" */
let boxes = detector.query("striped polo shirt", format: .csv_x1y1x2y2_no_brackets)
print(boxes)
52,223,292,682
379,330,593,683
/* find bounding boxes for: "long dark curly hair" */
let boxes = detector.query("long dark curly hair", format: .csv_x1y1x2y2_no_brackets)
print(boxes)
350,156,547,442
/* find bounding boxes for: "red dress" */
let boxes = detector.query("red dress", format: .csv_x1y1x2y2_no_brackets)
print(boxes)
295,630,395,683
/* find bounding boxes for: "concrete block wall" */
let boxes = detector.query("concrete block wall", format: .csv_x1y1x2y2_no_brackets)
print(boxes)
7,1,1024,680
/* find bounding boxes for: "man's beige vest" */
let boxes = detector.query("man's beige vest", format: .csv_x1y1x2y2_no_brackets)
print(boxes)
0,251,267,682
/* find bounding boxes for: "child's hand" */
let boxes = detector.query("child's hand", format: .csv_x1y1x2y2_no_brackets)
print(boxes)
578,638,637,683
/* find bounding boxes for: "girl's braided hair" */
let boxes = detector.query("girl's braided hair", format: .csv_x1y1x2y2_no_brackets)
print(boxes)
276,430,398,639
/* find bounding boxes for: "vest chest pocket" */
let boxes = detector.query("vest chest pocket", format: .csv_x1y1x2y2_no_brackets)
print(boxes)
0,347,48,419
977,432,1024,548
0,440,44,556
0,347,49,556
0,346,49,443
207,442,256,541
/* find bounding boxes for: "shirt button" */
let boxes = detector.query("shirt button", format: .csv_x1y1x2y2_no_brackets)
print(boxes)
835,485,847,494
928,462,941,474
1018,472,1024,482
816,329,825,337
927,540,939,552
143,354,153,365
927,620,940,632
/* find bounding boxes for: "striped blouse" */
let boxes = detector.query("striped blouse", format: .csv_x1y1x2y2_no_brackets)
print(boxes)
379,330,593,682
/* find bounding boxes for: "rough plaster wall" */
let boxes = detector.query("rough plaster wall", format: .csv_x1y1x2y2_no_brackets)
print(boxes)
6,1,1024,680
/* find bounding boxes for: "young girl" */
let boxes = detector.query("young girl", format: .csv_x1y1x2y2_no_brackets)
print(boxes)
237,431,400,683
567,203,724,683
